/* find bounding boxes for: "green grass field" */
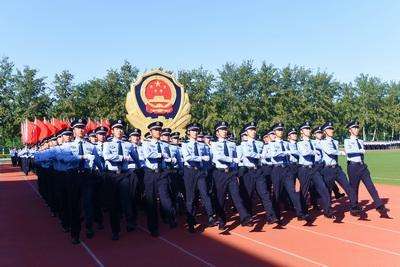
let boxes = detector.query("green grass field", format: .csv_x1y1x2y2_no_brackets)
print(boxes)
339,149,400,186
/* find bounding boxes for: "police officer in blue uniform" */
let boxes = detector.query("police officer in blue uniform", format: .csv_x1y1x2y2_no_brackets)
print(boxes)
344,121,389,216
260,128,275,195
210,121,251,230
60,118,100,244
128,128,146,213
103,119,140,240
313,125,345,202
297,121,334,218
169,131,186,215
240,122,277,224
269,123,310,221
181,123,217,233
53,127,74,233
142,121,177,237
320,121,362,216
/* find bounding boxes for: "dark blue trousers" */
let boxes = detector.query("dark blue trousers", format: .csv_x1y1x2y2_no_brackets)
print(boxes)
271,165,303,218
321,165,358,208
183,167,214,225
347,162,383,207
144,168,175,233
298,165,331,212
260,165,273,194
242,167,276,219
213,169,249,223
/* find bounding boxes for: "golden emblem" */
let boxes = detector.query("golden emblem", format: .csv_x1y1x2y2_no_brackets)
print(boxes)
126,69,191,135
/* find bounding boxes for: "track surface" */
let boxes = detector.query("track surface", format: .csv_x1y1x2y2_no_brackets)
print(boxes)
1,163,399,267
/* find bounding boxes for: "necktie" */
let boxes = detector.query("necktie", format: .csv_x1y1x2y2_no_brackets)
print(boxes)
194,142,199,156
331,140,337,150
156,142,162,169
165,145,171,157
117,141,123,156
78,141,84,168
252,140,257,153
356,139,365,162
223,141,229,156
78,141,84,155
280,141,285,151
281,141,288,163
308,140,315,163
309,140,314,150
356,139,362,149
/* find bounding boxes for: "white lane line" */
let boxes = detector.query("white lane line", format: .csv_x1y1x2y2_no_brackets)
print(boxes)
81,242,105,267
288,225,400,257
343,220,400,235
230,231,328,267
24,177,106,267
137,226,215,267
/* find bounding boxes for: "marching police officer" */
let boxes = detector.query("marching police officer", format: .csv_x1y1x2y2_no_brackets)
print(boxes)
320,121,362,216
269,123,309,221
142,121,177,237
313,125,345,201
103,119,140,240
261,129,275,195
240,122,277,224
211,121,251,230
344,121,389,216
60,118,100,244
297,122,334,218
181,123,217,233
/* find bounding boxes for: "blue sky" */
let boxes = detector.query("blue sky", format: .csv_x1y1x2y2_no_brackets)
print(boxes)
1,0,399,83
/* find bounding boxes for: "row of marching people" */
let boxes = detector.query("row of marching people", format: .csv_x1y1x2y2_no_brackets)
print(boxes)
29,118,389,244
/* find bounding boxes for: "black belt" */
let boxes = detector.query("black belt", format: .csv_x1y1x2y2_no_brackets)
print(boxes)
216,168,230,173
246,166,258,170
185,165,200,170
325,164,337,168
274,164,289,168
348,161,365,166
147,168,163,173
300,165,314,169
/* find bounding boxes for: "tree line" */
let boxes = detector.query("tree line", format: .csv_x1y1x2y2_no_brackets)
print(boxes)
1,56,399,148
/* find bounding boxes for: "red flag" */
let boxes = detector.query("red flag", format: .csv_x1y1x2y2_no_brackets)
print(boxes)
86,118,99,132
100,119,111,135
26,120,39,144
34,118,50,141
21,119,40,144
43,118,57,136
52,118,69,132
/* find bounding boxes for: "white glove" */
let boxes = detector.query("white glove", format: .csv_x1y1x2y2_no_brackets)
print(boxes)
124,155,132,161
233,158,240,164
171,158,177,164
164,157,172,163
157,153,162,158
202,155,210,161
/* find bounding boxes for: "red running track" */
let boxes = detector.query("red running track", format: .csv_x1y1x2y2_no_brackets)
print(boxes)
1,163,399,267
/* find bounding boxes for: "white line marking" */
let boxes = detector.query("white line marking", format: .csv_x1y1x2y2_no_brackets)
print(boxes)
288,225,400,257
343,220,400,235
24,177,106,267
230,231,328,267
138,226,215,267
81,242,105,267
